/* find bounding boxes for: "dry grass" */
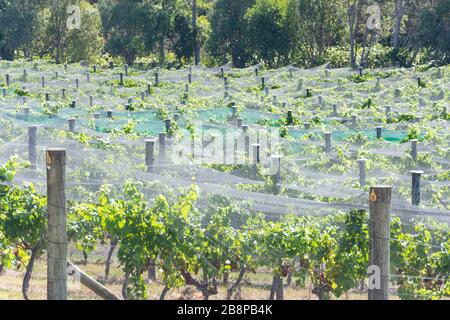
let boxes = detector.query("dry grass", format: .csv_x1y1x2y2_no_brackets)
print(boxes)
0,257,375,300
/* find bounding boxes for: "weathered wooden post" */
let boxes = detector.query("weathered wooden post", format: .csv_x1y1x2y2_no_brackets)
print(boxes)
109,61,114,69
236,118,243,129
264,86,269,96
376,126,383,139
410,139,418,162
62,89,66,99
270,155,282,195
231,102,237,119
124,65,129,76
71,100,76,109
318,95,323,106
332,104,338,117
359,66,363,76
154,72,159,86
5,73,10,86
55,71,59,79
255,67,259,77
23,69,27,82
251,143,261,179
165,119,172,136
107,110,113,119
64,64,68,72
242,125,250,163
305,88,311,97
385,106,392,122
188,73,192,84
45,92,50,102
86,73,90,83
145,139,156,173
68,118,76,133
75,78,79,89
261,76,265,89
368,186,392,301
28,126,37,170
286,111,294,125
46,148,67,300
147,84,152,95
140,91,145,101
220,67,224,78
224,76,228,86
89,95,93,107
358,158,366,187
411,170,424,205
324,132,332,153
304,122,311,130
2,88,6,97
41,76,45,88
159,132,166,161
119,73,124,86
93,65,97,73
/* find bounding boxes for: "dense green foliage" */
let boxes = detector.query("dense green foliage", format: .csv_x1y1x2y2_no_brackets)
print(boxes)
0,157,449,300
0,0,449,67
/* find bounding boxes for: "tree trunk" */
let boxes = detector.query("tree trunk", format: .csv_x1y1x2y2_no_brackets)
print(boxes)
22,245,40,300
82,249,88,265
192,0,200,65
393,0,404,51
160,286,170,300
122,272,130,300
104,238,118,282
148,259,156,282
286,271,292,287
275,276,284,300
226,268,245,300
223,272,229,285
159,38,165,67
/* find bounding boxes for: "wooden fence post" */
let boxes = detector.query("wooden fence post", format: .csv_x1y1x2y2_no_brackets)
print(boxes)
410,139,418,162
68,118,76,133
376,126,383,139
46,148,67,300
270,155,282,195
324,132,332,153
159,132,166,161
358,158,366,187
368,186,392,300
145,139,156,173
411,170,423,205
28,126,37,170
252,144,261,179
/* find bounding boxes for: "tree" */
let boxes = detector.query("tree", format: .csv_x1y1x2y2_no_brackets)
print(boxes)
0,0,41,60
286,0,345,67
208,0,255,67
34,0,104,64
100,0,158,65
415,0,450,63
245,0,290,68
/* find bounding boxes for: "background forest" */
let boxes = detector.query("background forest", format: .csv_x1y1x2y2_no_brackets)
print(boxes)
0,0,449,69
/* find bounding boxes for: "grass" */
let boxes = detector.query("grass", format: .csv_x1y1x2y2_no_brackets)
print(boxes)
0,246,385,300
